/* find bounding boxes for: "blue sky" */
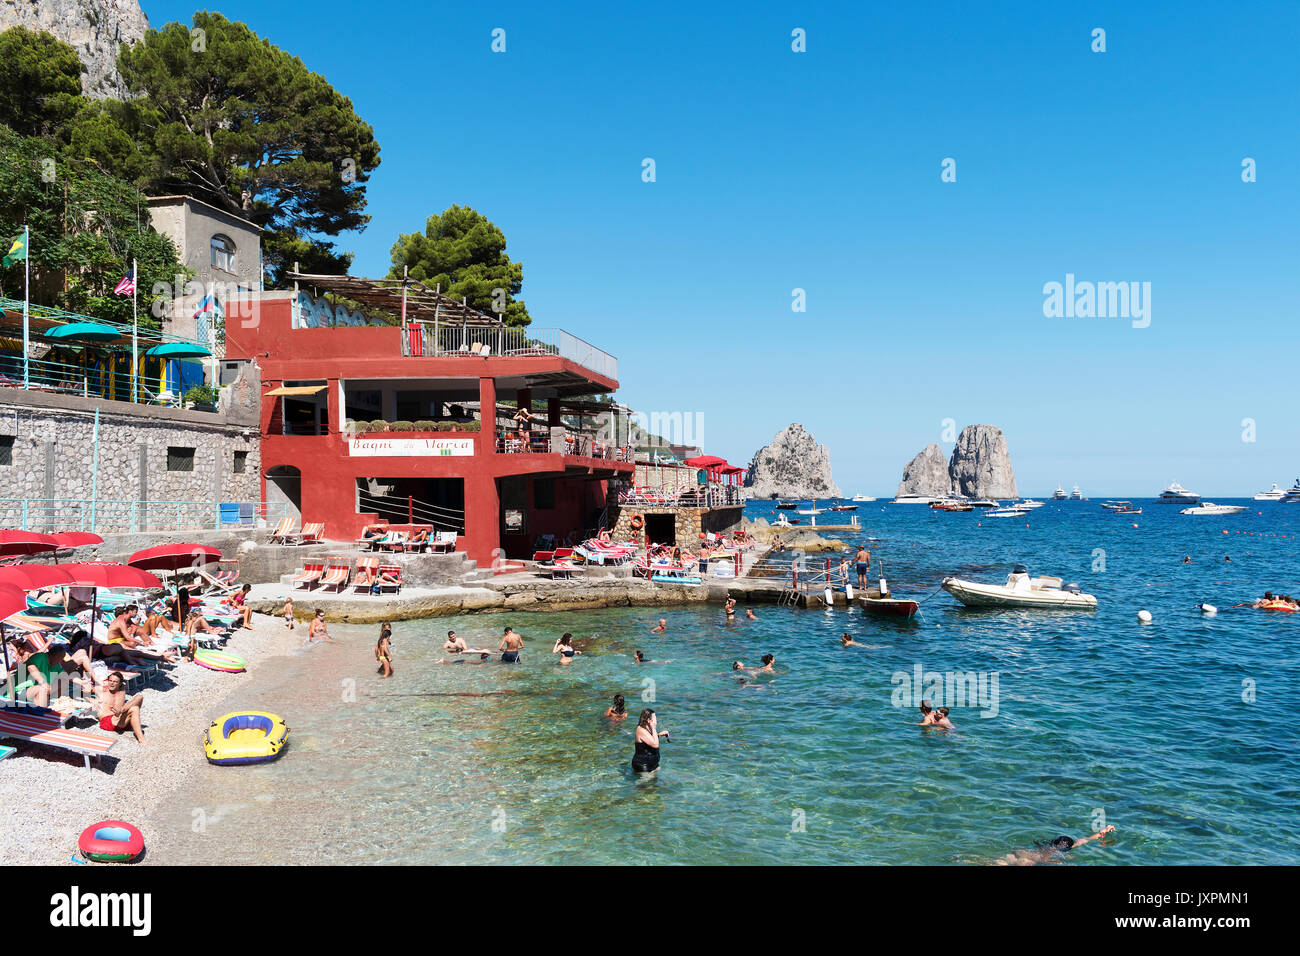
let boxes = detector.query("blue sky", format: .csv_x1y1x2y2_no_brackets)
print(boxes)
144,0,1298,496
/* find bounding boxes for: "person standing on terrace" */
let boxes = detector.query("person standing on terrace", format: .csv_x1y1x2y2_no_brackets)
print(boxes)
513,405,534,441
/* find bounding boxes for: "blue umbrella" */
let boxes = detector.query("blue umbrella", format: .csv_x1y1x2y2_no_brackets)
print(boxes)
145,342,211,359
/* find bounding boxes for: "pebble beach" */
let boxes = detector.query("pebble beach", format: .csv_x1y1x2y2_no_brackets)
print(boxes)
0,612,298,865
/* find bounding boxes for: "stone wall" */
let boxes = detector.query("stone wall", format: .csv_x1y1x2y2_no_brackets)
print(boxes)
608,504,744,546
0,390,260,530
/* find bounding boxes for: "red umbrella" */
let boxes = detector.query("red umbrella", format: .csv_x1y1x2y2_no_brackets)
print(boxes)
51,532,104,550
0,565,76,591
59,563,162,590
0,582,30,673
127,544,222,574
0,530,60,558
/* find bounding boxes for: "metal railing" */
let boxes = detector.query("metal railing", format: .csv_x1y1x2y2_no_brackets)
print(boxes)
0,498,286,534
356,488,465,534
495,428,632,460
404,324,618,380
0,353,219,409
617,485,747,509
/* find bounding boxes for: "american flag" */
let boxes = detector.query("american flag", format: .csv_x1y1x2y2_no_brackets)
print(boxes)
113,267,136,296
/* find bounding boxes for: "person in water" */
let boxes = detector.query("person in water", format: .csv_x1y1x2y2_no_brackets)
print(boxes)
376,624,393,678
444,630,468,653
651,618,667,633
733,654,775,674
499,626,524,663
605,693,628,720
841,632,864,648
633,650,646,663
744,608,757,620
308,609,340,644
553,632,582,664
993,826,1116,865
919,700,937,725
723,597,736,619
631,708,670,773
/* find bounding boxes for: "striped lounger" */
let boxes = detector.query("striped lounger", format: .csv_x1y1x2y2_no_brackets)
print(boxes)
0,708,117,769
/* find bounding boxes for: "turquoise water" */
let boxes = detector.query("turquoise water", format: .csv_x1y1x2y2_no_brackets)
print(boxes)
153,499,1300,864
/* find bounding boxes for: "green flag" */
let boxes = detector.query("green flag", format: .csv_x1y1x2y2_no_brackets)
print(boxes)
2,232,27,268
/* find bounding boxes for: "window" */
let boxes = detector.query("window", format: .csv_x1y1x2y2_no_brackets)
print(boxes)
233,450,248,474
0,435,12,466
210,234,236,273
167,446,196,472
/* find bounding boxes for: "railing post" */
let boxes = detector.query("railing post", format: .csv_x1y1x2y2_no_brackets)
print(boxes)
408,496,413,524
21,499,28,531
130,500,137,534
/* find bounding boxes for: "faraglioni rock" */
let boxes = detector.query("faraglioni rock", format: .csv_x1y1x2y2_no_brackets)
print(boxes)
948,425,1018,499
0,0,149,99
896,425,1019,499
745,424,841,499
896,443,952,497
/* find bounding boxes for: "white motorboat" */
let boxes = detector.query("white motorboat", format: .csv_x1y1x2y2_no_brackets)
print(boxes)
985,506,1028,518
1051,484,1068,500
942,565,1097,610
1254,483,1285,501
967,498,999,508
797,500,825,515
893,493,934,505
1156,481,1199,504
1282,479,1300,503
1068,484,1085,500
851,493,876,502
1015,499,1044,510
1180,502,1247,516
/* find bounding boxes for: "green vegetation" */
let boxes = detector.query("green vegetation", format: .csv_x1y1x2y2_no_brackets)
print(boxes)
388,205,531,327
0,27,85,139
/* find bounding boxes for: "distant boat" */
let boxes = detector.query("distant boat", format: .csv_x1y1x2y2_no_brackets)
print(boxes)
968,498,999,508
985,506,1028,518
1254,483,1285,501
893,493,934,505
775,500,798,510
1282,479,1300,503
1103,500,1142,514
1156,481,1199,504
1180,502,1247,516
1068,485,1085,501
1052,484,1068,500
1016,499,1044,510
851,493,876,502
942,565,1098,610
828,504,858,512
797,499,825,516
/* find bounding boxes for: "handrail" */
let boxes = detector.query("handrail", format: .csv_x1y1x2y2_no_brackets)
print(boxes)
0,498,284,534
402,324,618,381
356,488,466,533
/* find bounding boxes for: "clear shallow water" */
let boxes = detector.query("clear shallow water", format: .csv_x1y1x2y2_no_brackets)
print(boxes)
155,499,1300,864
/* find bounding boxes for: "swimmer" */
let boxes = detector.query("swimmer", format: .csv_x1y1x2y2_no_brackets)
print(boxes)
733,654,775,674
375,623,393,678
308,609,340,644
744,609,757,621
631,708,669,774
553,632,582,664
841,632,864,648
604,693,628,720
651,618,667,633
993,826,1116,866
723,597,736,619
499,626,524,663
918,700,938,725
932,706,954,729
444,630,467,652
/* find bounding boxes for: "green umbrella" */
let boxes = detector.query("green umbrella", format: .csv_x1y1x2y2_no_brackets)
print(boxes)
145,342,211,358
46,321,119,342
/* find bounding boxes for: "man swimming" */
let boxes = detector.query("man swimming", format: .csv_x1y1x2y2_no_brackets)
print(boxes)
499,626,524,663
993,826,1116,865
840,632,864,648
651,618,667,633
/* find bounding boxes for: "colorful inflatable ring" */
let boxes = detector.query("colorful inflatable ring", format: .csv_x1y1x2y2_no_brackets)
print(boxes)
78,820,144,863
629,514,645,532
1258,602,1297,612
204,711,289,765
194,649,246,673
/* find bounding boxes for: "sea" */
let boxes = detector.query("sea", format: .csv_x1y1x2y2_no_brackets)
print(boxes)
150,497,1300,865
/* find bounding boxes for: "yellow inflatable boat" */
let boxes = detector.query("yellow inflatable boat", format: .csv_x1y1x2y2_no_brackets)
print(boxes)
204,711,289,765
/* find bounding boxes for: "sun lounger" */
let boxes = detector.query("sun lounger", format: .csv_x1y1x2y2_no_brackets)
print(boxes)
430,531,457,554
268,517,296,544
295,522,325,545
379,530,410,552
292,562,325,589
318,560,351,593
375,564,402,594
0,707,116,769
195,567,238,594
351,557,379,593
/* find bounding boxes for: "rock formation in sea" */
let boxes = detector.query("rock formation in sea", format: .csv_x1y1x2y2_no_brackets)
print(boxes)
896,426,1018,499
947,424,1018,499
895,443,953,497
744,424,841,499
0,0,149,99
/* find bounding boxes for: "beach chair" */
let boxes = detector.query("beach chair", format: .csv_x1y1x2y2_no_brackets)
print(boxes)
430,531,457,554
267,517,296,544
351,557,379,593
0,707,117,769
549,548,584,579
380,530,410,552
296,522,325,545
374,564,402,594
318,559,352,593
292,561,325,589
194,567,238,595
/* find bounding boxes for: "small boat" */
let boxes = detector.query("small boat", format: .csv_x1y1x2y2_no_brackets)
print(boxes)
893,493,934,505
1180,502,1247,516
985,506,1027,518
851,494,876,502
204,711,290,765
859,587,919,618
1254,483,1285,501
775,500,799,510
1016,499,1044,510
828,504,858,512
941,565,1097,610
968,498,999,508
1103,500,1142,514
797,500,825,516
1156,481,1200,504
1051,484,1068,500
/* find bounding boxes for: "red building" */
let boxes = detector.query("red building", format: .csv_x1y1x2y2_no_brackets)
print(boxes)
225,275,633,565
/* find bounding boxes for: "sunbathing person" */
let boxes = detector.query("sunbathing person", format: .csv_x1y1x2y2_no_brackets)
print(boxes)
359,522,389,550
90,671,147,745
409,528,430,551
5,637,56,707
230,584,255,629
184,609,229,660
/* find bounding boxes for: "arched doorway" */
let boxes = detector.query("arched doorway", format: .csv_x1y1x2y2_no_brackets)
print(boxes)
265,465,302,527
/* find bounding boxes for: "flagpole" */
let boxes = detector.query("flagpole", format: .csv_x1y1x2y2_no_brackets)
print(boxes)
131,257,138,403
22,224,29,389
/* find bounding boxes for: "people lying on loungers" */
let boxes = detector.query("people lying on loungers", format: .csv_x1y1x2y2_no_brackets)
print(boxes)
96,607,155,667
56,627,95,683
359,523,389,550
89,671,147,745
409,528,430,550
164,587,191,628
5,637,55,707
184,610,230,660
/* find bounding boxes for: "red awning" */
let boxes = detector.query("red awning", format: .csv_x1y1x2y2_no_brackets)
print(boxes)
684,455,726,468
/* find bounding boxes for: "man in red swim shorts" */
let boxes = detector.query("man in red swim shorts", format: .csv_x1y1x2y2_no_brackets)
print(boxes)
92,672,147,745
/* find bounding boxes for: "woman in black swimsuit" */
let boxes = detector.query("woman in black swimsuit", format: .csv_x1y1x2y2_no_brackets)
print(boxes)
632,708,669,773
552,632,581,664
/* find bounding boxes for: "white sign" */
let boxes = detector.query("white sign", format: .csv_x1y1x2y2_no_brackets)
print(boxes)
347,437,474,457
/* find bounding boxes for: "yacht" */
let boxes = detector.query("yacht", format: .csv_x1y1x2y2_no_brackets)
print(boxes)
968,498,999,508
1068,484,1086,501
893,493,935,505
851,493,876,502
1156,481,1200,504
1281,479,1300,503
1051,484,1068,500
942,565,1097,610
1254,483,1285,501
1180,502,1247,516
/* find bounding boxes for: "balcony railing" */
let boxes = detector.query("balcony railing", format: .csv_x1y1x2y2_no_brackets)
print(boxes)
496,428,632,461
402,324,618,381
0,498,286,534
0,354,217,409
617,486,747,509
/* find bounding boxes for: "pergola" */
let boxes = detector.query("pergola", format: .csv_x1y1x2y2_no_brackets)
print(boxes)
285,271,503,328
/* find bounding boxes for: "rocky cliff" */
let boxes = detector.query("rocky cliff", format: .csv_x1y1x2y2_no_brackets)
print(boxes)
895,443,952,497
0,0,149,98
896,425,1018,499
745,424,841,499
948,424,1018,498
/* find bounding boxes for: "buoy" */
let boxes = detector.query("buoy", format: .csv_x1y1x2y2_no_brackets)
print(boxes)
1132,523,1139,529
1137,609,1153,623
1199,603,1218,616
